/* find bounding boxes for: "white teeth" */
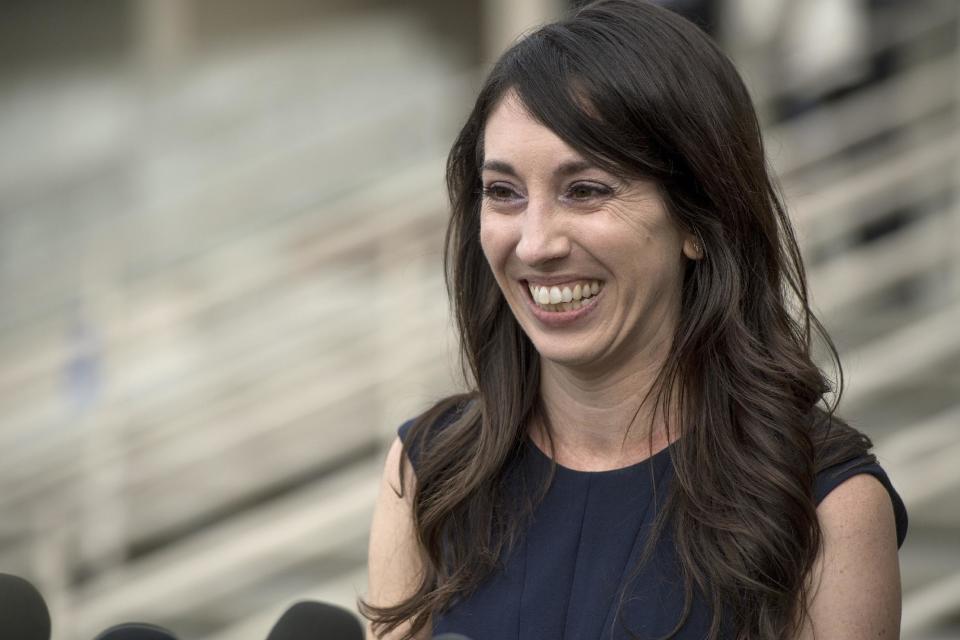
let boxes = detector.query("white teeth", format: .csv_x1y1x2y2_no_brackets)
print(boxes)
528,281,603,312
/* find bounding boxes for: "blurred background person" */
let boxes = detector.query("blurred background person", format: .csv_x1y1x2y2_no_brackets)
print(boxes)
0,0,957,638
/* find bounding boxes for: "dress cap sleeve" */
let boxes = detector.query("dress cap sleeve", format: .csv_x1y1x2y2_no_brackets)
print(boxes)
814,456,908,548
397,402,465,473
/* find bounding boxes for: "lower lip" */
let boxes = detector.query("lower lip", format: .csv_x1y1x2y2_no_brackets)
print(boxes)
524,286,602,328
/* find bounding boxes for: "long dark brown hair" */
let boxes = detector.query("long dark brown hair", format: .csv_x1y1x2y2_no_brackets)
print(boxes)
361,1,874,638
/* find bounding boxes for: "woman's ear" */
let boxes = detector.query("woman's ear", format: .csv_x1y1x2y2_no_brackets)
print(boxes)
682,234,704,260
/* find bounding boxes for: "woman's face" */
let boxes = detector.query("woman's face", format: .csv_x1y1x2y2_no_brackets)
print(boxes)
479,91,700,373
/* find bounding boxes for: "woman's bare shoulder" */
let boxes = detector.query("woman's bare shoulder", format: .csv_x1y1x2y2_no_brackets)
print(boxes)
796,474,901,639
365,437,430,640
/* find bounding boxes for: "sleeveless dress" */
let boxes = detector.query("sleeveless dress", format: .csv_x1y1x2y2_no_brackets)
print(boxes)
397,419,909,640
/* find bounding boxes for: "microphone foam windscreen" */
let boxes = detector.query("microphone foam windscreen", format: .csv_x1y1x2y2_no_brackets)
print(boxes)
93,622,179,640
266,601,364,640
0,573,51,640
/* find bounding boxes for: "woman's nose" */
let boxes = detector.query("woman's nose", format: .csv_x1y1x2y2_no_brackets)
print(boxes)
514,200,570,266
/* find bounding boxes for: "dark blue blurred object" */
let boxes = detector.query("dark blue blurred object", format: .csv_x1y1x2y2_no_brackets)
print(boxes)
0,573,51,640
93,622,179,640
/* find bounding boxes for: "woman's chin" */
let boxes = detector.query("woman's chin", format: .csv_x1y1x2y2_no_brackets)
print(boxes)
531,341,606,371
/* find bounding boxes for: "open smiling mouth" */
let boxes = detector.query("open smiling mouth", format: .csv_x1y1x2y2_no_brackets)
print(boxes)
526,280,604,313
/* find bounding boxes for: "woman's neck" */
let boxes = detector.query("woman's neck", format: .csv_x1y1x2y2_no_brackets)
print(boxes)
533,354,676,472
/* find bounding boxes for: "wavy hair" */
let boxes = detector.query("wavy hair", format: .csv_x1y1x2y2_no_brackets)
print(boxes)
361,1,873,638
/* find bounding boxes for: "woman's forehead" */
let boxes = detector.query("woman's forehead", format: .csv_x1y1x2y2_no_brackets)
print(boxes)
482,93,587,170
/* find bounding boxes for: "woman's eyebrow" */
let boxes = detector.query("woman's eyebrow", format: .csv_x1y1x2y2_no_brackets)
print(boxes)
481,160,518,176
481,158,599,178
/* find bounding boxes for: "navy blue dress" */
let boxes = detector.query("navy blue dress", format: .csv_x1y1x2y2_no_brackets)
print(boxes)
398,420,908,639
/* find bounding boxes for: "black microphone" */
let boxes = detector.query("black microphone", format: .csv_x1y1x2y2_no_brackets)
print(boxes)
0,572,51,640
265,601,363,639
93,622,179,639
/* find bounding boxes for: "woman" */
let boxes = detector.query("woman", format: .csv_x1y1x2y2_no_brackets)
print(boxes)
363,1,908,638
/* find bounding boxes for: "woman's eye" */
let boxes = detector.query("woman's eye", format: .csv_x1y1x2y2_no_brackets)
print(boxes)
566,183,611,200
482,185,519,201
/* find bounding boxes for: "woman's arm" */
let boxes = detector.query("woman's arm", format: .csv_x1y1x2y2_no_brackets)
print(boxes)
366,436,431,640
796,474,902,639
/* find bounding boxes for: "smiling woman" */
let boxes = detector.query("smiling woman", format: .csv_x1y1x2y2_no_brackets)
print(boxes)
479,92,697,374
361,1,907,639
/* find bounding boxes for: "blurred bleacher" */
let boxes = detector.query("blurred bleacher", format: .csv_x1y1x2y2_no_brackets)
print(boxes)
0,0,958,638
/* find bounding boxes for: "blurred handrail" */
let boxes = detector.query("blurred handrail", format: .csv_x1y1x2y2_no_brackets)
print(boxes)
0,268,449,522
0,253,452,549
840,301,960,412
792,132,958,247
877,405,960,506
69,461,381,639
808,206,954,317
768,55,957,177
0,63,471,337
0,160,446,395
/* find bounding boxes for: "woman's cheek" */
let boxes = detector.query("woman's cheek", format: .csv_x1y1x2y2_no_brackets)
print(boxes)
479,213,515,268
